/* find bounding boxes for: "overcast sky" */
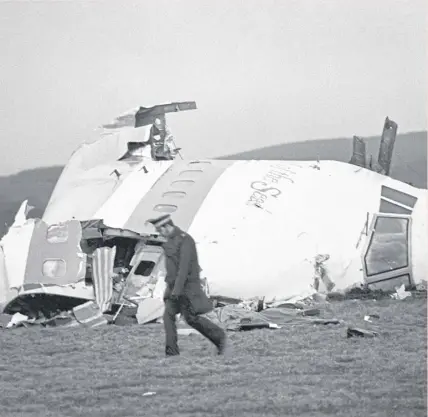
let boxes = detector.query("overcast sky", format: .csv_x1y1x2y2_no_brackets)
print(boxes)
0,0,426,175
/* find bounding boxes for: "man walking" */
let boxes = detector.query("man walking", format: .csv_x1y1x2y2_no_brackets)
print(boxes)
146,214,228,356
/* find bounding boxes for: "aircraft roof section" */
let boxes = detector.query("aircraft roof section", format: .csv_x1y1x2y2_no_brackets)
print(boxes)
106,160,235,236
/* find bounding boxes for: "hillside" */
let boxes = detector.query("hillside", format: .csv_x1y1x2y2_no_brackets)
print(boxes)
223,131,427,189
0,131,426,236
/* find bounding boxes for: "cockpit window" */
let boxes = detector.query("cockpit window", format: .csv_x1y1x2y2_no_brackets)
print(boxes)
364,217,409,277
381,186,417,209
379,199,412,215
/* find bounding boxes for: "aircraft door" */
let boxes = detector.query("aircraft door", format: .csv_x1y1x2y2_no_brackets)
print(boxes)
123,246,165,299
362,213,413,291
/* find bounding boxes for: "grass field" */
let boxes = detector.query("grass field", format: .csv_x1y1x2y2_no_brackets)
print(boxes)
0,296,426,417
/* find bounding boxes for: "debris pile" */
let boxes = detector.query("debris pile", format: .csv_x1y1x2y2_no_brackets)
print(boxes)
1,275,425,334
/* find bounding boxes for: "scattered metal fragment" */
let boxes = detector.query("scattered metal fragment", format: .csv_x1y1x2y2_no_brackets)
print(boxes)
347,326,378,338
299,308,320,317
364,314,380,322
311,319,341,325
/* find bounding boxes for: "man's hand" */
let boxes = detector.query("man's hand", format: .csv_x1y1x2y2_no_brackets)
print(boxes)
163,287,180,301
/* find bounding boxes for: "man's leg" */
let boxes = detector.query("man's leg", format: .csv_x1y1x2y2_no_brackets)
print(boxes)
180,297,227,354
163,298,180,356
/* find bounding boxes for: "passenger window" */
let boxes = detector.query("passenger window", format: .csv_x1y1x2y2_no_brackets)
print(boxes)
364,217,409,276
162,191,187,199
171,180,195,188
179,170,203,179
46,224,69,243
135,261,155,277
153,204,177,213
189,161,211,165
42,259,67,278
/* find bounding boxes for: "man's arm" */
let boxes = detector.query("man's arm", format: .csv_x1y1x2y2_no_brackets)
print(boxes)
172,236,195,296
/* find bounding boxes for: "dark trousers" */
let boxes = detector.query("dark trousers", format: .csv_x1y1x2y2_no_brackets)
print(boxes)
163,296,225,356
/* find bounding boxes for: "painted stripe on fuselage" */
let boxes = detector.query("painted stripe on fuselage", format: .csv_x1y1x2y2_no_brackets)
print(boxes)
93,160,174,229
123,160,235,234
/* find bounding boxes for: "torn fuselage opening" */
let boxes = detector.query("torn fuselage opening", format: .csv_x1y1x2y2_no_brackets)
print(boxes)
81,236,138,285
80,224,167,308
4,218,167,319
5,293,88,319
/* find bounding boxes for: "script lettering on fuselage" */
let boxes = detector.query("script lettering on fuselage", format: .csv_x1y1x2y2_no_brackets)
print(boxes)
246,164,297,208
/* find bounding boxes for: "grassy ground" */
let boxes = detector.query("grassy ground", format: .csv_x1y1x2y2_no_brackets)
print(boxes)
0,297,426,417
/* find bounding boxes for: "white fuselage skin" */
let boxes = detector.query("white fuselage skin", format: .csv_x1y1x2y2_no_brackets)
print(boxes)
187,160,427,300
1,159,426,311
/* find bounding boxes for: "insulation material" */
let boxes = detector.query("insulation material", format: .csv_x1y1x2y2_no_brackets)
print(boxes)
92,247,116,313
313,254,335,292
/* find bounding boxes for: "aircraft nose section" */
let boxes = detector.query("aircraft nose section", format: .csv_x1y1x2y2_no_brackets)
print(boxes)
363,182,428,291
409,192,428,287
362,213,414,291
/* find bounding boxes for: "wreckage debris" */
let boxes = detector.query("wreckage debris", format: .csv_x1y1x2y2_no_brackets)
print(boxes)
346,326,379,338
0,290,346,333
364,314,380,323
238,316,281,330
238,322,280,331
177,328,199,336
2,274,423,334
390,284,412,300
311,319,341,325
298,308,320,317
1,301,109,329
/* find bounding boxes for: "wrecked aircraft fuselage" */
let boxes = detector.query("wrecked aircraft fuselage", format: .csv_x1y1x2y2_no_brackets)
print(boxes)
0,104,427,323
1,159,427,320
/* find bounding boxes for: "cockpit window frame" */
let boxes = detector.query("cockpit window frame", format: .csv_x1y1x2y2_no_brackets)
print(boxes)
361,213,413,289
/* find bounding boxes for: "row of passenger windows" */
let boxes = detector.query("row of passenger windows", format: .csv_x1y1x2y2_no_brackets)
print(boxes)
42,163,211,238
41,163,212,277
152,162,210,213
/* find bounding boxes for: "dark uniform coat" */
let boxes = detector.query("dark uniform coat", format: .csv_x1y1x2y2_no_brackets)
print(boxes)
162,227,213,315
